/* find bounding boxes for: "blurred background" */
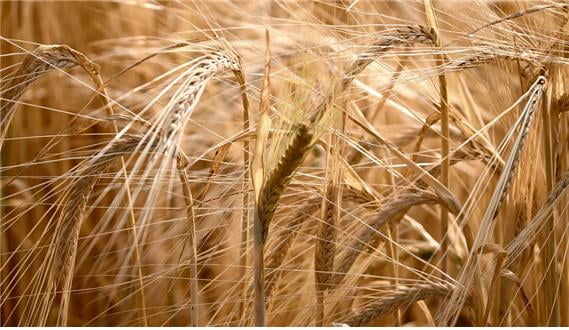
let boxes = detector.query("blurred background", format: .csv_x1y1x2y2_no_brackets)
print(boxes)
1,0,568,326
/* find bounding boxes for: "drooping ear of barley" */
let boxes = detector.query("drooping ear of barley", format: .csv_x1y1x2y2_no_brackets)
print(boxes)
91,43,248,328
427,147,501,179
440,51,544,74
158,43,247,326
334,190,443,286
161,49,242,146
344,283,454,327
309,25,434,125
0,44,99,150
342,25,433,86
463,2,569,39
42,135,151,326
343,184,382,209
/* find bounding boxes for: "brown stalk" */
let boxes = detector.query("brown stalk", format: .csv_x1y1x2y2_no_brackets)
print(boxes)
539,69,560,326
424,0,450,273
175,156,199,327
247,30,271,325
234,60,251,324
499,269,535,323
480,247,507,325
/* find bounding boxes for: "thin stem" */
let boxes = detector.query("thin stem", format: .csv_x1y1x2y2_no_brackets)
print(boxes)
424,0,451,273
178,165,199,327
540,82,560,326
253,208,266,326
235,69,250,323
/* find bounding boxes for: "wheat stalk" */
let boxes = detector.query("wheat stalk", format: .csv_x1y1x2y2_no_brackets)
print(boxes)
236,58,251,325
175,155,200,327
539,68,559,325
49,135,150,325
422,0,451,274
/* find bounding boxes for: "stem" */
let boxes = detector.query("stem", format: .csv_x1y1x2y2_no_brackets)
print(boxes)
253,208,266,326
423,0,450,273
386,223,401,326
540,84,560,326
483,253,505,325
436,40,450,275
178,166,199,327
235,69,250,323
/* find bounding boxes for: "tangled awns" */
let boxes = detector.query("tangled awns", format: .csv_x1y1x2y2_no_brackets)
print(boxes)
1,0,569,326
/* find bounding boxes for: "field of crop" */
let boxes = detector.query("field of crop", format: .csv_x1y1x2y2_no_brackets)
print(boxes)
1,0,569,326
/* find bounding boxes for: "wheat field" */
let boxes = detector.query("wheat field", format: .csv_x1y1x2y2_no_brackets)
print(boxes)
1,0,569,326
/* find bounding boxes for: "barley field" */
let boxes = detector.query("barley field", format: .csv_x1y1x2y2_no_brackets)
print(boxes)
1,0,569,326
